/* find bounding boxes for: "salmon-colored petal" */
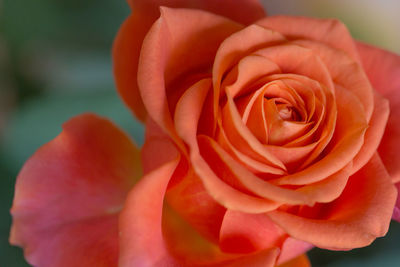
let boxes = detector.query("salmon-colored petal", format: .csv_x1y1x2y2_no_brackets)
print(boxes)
219,210,285,253
277,238,313,265
257,16,361,63
164,200,281,266
162,203,233,265
217,124,284,175
242,89,269,143
264,99,313,146
356,41,400,183
10,114,141,267
174,78,279,212
255,44,335,94
120,157,279,266
265,144,317,172
166,168,226,243
138,7,241,142
294,40,374,121
119,160,180,267
275,84,366,185
217,249,279,267
202,135,352,206
142,118,181,175
277,254,311,267
213,24,286,124
224,54,281,98
352,91,389,174
129,0,266,25
222,96,285,170
268,153,397,250
114,0,264,120
394,182,400,222
113,13,153,121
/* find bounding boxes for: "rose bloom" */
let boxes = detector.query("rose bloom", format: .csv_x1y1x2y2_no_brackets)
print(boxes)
10,0,400,266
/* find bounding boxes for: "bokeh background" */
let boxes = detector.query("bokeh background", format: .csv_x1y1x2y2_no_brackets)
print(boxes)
0,0,399,266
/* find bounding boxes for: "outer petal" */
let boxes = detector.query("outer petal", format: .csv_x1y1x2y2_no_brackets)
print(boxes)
120,158,280,266
394,182,400,222
277,254,310,267
114,0,265,121
129,0,266,25
113,13,154,121
356,42,400,183
119,160,180,266
268,153,397,250
257,16,361,63
219,210,285,253
277,238,313,265
10,114,141,267
138,7,241,143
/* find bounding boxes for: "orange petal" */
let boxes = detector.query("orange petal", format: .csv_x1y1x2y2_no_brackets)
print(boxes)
352,91,389,174
10,114,141,267
257,16,361,63
219,210,285,253
217,124,284,175
268,153,397,250
166,168,226,243
222,96,285,170
113,13,153,121
201,135,352,206
294,40,374,121
142,117,181,175
164,199,281,267
277,238,313,265
120,158,280,266
357,41,400,183
213,24,286,124
224,54,281,98
174,78,279,212
138,7,241,144
394,182,400,222
130,0,266,25
274,83,366,186
118,160,180,266
255,44,335,94
217,248,279,267
114,0,265,120
277,254,311,267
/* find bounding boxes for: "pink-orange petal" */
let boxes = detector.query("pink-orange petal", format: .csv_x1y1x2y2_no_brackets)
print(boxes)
113,13,153,121
274,83,366,186
277,254,311,267
219,210,285,254
138,7,241,144
268,153,397,250
294,39,374,122
257,16,361,63
120,159,280,266
118,159,180,267
213,24,286,126
277,238,313,265
10,113,141,267
166,168,226,244
352,91,389,174
141,118,181,175
129,0,266,25
174,78,279,212
357,41,400,183
394,182,400,222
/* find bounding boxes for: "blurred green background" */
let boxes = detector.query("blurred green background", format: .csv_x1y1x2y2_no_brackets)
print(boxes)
0,0,399,266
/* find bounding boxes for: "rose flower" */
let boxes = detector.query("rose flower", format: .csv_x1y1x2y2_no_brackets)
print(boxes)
10,0,400,266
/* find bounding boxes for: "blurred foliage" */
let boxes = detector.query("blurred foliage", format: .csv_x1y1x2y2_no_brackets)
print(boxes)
0,0,399,266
